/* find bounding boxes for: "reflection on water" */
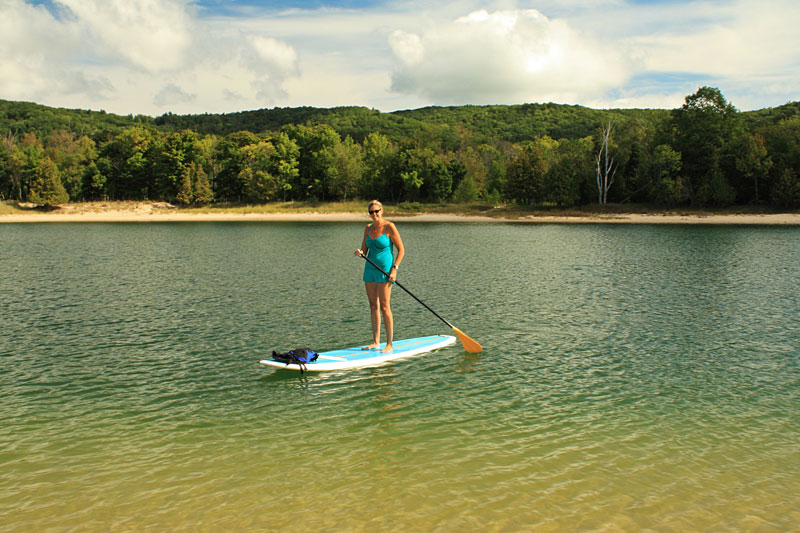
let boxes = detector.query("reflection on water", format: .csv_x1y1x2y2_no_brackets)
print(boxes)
1,222,799,531
454,352,483,374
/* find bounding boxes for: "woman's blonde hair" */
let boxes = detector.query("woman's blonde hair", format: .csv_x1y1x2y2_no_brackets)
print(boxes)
367,200,383,210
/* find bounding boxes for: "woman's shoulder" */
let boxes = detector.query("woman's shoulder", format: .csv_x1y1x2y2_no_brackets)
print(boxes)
380,221,395,235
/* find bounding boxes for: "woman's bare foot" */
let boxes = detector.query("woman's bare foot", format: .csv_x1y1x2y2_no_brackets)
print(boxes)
362,342,380,350
381,344,394,353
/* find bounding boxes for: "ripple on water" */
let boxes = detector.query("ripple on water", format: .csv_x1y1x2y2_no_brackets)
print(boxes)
1,223,799,531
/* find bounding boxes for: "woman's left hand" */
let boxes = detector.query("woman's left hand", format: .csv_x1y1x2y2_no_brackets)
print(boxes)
389,269,397,283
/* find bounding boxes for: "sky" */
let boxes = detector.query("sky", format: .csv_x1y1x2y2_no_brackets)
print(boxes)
1,0,798,116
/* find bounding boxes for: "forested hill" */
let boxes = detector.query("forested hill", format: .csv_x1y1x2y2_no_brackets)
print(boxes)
0,100,154,140
3,87,800,210
393,104,670,143
155,106,425,142
151,103,674,143
3,97,797,144
742,101,800,126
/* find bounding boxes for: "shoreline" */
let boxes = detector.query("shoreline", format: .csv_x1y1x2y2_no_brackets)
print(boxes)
3,210,800,225
0,203,800,222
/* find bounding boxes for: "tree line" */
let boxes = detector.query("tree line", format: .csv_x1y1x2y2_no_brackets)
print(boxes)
1,86,799,208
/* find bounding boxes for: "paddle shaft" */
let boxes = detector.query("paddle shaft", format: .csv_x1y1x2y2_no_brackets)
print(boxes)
360,253,454,329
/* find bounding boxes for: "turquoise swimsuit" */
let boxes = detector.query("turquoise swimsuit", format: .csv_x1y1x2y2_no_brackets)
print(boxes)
363,224,394,283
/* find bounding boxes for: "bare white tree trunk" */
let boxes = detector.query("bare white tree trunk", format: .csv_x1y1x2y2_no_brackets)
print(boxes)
596,120,617,204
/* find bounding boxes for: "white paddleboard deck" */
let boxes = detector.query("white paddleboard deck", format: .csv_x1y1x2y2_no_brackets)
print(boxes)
260,334,456,372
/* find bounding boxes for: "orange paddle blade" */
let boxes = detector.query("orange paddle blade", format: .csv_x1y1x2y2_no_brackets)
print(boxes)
452,326,482,353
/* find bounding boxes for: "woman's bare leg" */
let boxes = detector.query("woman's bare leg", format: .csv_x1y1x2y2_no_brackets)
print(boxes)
377,282,394,352
363,282,381,349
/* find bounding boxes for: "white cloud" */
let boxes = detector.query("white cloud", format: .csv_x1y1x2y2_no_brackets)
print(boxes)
247,35,298,74
0,0,798,115
631,0,800,78
242,35,300,102
55,0,193,72
586,90,688,111
282,56,395,110
0,0,73,99
153,82,196,106
389,9,632,105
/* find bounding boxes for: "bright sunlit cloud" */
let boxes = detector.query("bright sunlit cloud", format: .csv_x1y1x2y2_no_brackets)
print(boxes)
0,0,798,115
389,8,631,105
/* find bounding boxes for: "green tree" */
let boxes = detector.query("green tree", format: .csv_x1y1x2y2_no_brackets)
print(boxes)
707,158,736,205
400,170,423,200
271,132,300,201
389,147,424,202
446,159,467,197
28,156,68,205
238,136,299,203
392,147,452,202
546,137,593,207
772,168,800,208
213,131,260,202
505,141,547,205
453,173,479,203
425,157,454,202
454,146,487,200
240,141,282,203
483,141,512,202
734,133,771,203
175,166,194,206
327,136,363,201
284,124,340,200
621,122,666,204
81,161,107,200
397,147,457,202
0,133,23,201
45,130,97,201
191,163,214,205
360,132,394,199
152,130,210,203
669,87,741,206
98,127,158,200
761,117,800,207
6,133,46,202
597,116,644,203
649,144,684,204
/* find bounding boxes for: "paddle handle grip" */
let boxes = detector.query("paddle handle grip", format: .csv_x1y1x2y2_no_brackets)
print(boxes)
359,253,454,329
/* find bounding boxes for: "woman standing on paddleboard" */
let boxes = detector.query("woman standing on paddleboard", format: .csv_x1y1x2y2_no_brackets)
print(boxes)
355,200,405,353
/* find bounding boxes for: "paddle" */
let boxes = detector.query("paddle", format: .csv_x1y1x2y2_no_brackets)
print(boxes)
359,253,482,353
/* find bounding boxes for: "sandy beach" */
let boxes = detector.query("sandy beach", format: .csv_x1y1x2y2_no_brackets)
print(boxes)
1,202,799,224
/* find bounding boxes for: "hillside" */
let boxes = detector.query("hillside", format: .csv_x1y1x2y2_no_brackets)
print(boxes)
3,97,795,144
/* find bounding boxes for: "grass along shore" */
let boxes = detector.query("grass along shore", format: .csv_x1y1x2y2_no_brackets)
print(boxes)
1,200,799,224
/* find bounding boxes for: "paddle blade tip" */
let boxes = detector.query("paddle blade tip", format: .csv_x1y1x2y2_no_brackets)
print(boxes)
452,327,482,353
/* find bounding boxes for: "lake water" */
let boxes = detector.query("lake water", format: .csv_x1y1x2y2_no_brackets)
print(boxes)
1,221,798,531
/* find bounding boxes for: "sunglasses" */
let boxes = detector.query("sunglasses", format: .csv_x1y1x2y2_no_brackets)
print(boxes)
369,209,381,214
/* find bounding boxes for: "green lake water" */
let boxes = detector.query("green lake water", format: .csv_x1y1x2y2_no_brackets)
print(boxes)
1,221,798,531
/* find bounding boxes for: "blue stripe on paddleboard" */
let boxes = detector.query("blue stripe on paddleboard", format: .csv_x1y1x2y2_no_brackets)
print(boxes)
259,335,456,372
319,335,451,360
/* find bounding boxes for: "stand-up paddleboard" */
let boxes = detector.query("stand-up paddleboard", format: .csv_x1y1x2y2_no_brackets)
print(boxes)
260,335,456,372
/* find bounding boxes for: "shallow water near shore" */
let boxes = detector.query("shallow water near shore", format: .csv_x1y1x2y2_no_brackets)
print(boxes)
1,222,799,531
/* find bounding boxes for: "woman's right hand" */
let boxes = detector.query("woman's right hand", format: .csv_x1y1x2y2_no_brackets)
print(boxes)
355,249,363,257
